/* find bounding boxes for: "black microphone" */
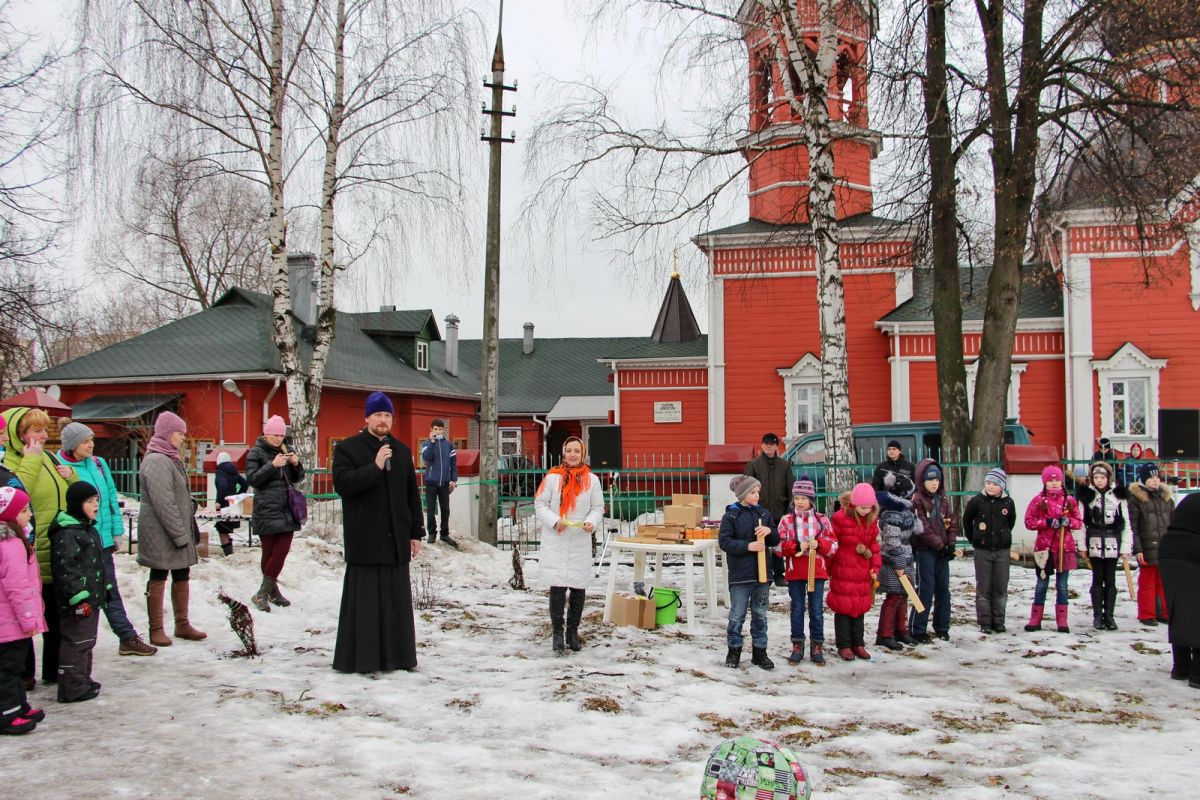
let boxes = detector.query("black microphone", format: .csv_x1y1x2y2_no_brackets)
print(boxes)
384,435,393,471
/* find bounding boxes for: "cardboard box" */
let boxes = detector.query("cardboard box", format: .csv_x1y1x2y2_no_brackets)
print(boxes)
673,493,704,508
662,504,702,527
609,592,657,630
631,595,656,630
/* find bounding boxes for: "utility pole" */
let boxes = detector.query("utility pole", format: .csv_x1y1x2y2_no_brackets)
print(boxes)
478,1,515,546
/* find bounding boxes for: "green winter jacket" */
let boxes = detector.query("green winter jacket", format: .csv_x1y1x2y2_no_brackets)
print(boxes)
1,408,78,584
48,511,109,617
58,450,124,548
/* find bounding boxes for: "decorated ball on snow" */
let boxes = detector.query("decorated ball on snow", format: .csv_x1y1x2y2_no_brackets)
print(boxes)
700,735,813,800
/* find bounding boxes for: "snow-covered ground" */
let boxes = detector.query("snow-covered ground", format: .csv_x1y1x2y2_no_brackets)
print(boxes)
6,534,1198,799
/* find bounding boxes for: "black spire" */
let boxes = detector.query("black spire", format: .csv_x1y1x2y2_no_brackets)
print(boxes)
650,270,701,343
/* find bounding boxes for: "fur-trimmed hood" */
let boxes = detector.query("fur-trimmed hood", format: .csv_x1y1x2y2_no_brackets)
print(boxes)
1077,461,1127,504
914,458,948,500
1128,481,1173,504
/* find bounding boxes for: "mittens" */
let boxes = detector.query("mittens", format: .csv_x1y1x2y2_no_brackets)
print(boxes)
1049,518,1061,529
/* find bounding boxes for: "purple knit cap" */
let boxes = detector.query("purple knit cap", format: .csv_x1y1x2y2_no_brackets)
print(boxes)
154,411,187,438
792,478,816,499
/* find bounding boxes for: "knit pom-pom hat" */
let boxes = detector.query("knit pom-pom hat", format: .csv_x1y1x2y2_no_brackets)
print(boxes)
850,482,875,507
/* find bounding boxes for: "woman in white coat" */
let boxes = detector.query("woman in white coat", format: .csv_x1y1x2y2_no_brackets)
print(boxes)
534,437,604,654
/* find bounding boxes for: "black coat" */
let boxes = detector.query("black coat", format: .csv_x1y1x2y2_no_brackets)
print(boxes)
872,457,917,492
215,461,248,506
1159,494,1200,647
331,430,424,565
962,492,1016,551
743,454,792,523
48,513,109,616
245,437,305,535
718,503,780,585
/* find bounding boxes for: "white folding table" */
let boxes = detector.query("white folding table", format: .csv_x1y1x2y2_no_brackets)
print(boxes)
600,538,728,635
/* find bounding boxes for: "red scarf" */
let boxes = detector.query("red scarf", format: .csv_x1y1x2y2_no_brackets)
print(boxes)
537,463,592,517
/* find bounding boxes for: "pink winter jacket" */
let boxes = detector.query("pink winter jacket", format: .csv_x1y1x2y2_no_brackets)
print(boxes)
0,534,47,644
1024,489,1083,572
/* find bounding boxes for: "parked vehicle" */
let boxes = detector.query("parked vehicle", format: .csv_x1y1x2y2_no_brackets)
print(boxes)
785,420,1033,492
498,454,540,499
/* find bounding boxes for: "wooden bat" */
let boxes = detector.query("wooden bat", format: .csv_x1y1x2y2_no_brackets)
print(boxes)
756,515,768,584
806,538,817,593
1123,556,1137,602
899,573,925,613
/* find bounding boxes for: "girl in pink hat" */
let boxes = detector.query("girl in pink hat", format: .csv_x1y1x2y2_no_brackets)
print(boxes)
0,487,46,734
1023,465,1084,633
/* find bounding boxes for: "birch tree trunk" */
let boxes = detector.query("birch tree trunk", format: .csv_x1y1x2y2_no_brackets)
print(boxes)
770,0,856,489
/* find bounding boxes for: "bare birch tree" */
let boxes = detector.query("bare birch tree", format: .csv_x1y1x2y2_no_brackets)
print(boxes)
79,0,474,468
525,0,871,469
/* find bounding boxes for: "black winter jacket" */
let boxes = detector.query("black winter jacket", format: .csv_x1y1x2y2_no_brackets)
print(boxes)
245,437,305,535
48,512,109,616
718,503,780,585
872,456,917,492
331,430,424,565
215,461,249,507
962,492,1016,551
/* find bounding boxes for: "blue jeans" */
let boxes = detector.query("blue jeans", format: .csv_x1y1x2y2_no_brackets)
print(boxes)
1033,570,1071,606
101,547,137,641
787,579,825,642
910,549,952,636
727,582,770,649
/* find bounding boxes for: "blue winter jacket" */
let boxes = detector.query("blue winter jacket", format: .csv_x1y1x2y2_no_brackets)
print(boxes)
57,450,123,549
718,502,780,585
420,437,458,486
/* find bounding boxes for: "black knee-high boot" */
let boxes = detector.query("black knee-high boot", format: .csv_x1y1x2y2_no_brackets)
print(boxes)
1090,579,1104,629
1190,648,1200,689
1103,583,1118,630
566,589,585,652
549,587,567,654
1171,645,1191,680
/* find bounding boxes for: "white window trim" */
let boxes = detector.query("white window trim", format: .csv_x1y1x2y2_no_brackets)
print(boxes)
1092,342,1166,446
1188,219,1200,311
416,341,429,371
777,353,822,438
498,427,522,456
964,361,1028,420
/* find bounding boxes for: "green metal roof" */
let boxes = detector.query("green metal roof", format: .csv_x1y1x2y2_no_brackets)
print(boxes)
878,265,1062,324
446,336,708,414
68,393,179,421
25,288,709,412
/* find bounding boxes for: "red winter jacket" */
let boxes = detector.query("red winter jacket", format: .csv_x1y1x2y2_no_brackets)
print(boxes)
826,495,881,617
775,509,836,581
1024,489,1083,572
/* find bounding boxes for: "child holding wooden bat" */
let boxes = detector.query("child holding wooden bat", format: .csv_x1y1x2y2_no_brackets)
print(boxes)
962,468,1017,634
774,478,835,665
1023,465,1084,633
875,472,919,651
719,475,780,671
827,483,881,661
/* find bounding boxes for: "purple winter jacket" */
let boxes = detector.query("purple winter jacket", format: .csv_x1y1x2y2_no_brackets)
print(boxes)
911,458,959,552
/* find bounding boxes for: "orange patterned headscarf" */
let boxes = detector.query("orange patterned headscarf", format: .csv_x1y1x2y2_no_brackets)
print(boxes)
536,437,591,517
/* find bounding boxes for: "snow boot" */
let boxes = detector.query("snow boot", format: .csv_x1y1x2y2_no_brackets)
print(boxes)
118,636,157,656
1190,649,1200,690
1055,604,1070,634
875,635,903,651
751,647,775,670
1091,584,1104,629
851,646,871,660
992,623,1006,634
725,647,741,668
220,541,234,557
1172,645,1192,680
171,581,207,641
549,587,567,654
566,589,585,652
809,641,825,665
1104,584,1118,630
19,705,45,723
250,579,271,613
145,580,172,647
787,639,805,665
266,576,291,607
1024,604,1044,632
837,648,855,661
0,715,36,735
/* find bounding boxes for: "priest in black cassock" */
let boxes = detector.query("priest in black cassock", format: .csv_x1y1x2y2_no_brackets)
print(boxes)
332,391,425,673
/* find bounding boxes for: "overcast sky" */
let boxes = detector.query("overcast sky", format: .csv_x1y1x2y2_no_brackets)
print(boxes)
14,1,748,340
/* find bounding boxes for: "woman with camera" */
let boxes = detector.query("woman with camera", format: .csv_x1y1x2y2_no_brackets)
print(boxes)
245,415,304,612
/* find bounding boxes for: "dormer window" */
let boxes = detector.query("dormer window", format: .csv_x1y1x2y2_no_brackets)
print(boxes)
416,341,429,371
